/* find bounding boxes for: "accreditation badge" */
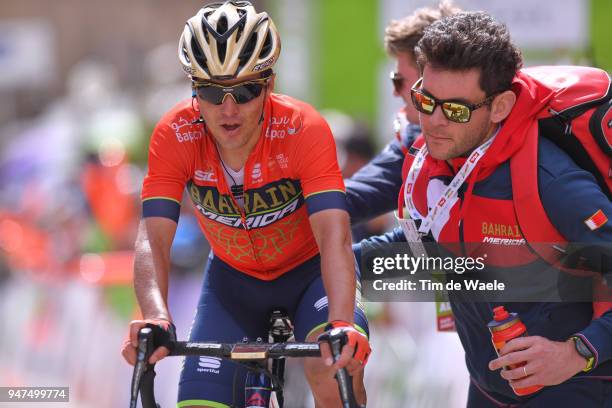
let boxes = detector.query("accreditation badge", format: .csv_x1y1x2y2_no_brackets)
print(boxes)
435,300,456,332
395,210,428,258
431,266,455,332
396,211,455,330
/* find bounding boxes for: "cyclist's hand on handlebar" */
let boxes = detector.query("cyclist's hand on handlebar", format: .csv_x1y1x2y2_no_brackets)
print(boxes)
318,320,371,375
121,319,177,365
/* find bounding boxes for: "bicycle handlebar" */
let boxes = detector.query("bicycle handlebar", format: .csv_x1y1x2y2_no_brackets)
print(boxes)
130,327,365,408
169,340,321,358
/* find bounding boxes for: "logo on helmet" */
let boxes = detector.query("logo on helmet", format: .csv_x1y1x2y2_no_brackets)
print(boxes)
253,56,275,72
182,65,196,76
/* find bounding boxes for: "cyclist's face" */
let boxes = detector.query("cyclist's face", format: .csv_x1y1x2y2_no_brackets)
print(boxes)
419,65,496,161
393,52,420,123
197,73,273,155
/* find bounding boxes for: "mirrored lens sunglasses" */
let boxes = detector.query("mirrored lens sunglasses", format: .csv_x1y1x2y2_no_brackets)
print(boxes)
410,77,498,123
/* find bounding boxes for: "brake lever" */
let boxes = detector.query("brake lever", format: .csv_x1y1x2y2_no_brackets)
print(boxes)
327,331,365,408
129,327,160,408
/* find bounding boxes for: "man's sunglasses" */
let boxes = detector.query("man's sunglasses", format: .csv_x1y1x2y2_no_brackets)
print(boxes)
390,71,404,93
410,77,498,123
193,77,270,105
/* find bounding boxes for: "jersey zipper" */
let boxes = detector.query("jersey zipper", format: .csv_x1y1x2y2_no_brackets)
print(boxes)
215,155,264,269
213,105,271,270
239,159,263,268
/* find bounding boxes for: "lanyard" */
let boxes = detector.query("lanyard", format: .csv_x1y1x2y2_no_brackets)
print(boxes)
402,132,498,238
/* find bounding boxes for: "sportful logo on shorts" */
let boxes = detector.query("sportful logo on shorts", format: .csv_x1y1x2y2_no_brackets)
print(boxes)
314,296,328,312
198,356,221,368
197,356,221,374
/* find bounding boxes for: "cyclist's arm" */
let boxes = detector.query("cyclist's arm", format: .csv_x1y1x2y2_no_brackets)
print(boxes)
293,105,370,370
137,118,188,320
309,209,356,323
291,106,356,321
136,103,195,316
345,141,405,224
134,217,177,321
123,106,192,364
122,216,178,365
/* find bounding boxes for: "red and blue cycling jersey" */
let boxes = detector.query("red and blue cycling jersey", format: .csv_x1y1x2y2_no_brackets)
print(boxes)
141,93,346,280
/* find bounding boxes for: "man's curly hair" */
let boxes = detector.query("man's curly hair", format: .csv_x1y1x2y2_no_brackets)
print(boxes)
415,11,523,96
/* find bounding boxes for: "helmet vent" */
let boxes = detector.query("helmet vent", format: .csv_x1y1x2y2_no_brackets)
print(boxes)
216,15,229,62
260,29,273,59
218,43,227,63
217,15,228,35
200,15,210,43
235,16,246,41
181,45,191,64
238,32,258,69
190,35,209,75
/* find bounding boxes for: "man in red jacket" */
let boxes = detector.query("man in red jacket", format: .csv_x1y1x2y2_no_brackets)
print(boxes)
396,11,612,407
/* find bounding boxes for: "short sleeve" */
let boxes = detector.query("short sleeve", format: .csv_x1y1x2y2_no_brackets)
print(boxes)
141,115,195,221
291,108,347,215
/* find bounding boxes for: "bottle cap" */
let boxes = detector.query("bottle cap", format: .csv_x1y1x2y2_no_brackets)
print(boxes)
493,306,509,321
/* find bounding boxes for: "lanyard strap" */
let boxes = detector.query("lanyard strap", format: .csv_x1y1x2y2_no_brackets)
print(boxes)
403,133,497,237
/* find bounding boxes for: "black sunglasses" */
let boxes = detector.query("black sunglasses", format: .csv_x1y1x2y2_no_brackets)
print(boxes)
410,77,499,123
390,71,404,93
193,77,270,105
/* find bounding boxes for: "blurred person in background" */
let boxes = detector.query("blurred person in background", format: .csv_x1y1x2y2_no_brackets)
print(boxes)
324,110,392,242
121,2,371,407
341,128,391,242
345,0,460,232
0,58,145,276
340,2,469,406
327,112,376,179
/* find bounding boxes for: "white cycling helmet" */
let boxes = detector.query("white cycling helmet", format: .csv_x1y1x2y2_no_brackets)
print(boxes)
178,1,281,81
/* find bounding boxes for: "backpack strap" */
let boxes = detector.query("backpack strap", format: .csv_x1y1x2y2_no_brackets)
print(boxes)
511,121,567,263
512,123,612,318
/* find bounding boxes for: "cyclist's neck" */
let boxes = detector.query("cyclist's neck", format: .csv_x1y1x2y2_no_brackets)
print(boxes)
216,132,261,171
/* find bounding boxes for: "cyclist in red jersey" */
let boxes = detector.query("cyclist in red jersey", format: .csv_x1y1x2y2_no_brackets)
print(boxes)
121,2,370,407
